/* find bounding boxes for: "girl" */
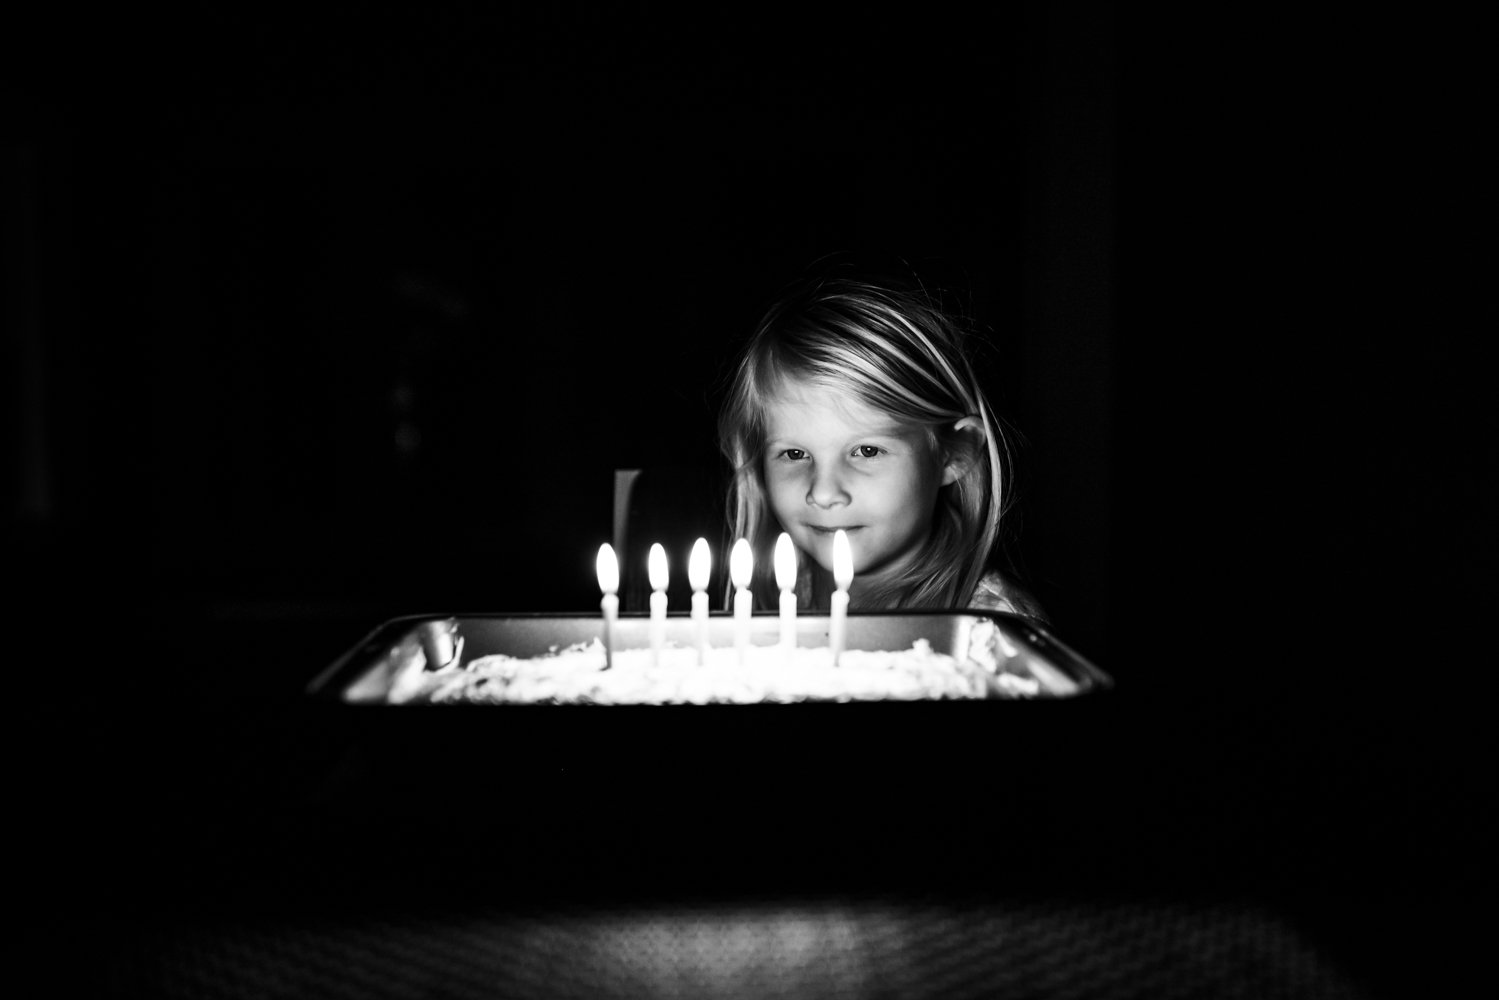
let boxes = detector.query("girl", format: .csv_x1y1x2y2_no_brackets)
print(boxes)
718,272,1046,619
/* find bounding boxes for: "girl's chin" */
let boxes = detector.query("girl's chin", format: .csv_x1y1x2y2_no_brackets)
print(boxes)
796,535,838,570
798,535,884,575
800,552,835,575
805,550,885,584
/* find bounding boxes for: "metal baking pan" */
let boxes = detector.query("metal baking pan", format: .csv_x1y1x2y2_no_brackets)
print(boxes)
309,610,1112,705
303,611,1117,828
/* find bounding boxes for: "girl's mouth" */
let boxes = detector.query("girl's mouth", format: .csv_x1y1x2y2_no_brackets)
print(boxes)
806,525,862,536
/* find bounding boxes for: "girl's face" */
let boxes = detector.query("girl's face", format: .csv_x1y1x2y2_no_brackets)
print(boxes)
762,377,955,592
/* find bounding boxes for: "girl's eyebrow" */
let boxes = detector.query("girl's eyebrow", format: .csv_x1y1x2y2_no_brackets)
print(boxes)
828,418,913,439
858,422,912,438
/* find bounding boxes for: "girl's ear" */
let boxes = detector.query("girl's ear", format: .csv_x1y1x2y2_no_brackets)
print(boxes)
940,416,987,486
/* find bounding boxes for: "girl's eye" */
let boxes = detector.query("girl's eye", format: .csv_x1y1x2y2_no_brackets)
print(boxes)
779,448,807,461
853,445,883,459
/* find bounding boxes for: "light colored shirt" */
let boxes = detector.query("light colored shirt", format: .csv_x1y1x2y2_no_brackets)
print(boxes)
966,570,1048,622
791,562,1048,621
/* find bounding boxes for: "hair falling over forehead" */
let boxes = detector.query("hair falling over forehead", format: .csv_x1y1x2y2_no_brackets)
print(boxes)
718,275,1014,610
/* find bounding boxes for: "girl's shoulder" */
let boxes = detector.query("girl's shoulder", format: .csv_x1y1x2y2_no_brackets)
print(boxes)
966,570,1049,622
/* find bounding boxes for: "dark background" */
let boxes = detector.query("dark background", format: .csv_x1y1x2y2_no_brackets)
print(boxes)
11,8,1127,676
6,5,1492,997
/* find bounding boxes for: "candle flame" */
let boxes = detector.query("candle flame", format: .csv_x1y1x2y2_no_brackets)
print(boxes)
648,542,669,592
774,532,796,591
597,543,619,595
833,529,853,590
730,538,753,590
688,537,711,591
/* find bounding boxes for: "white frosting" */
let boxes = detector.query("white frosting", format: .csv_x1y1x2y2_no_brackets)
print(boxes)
387,633,1042,705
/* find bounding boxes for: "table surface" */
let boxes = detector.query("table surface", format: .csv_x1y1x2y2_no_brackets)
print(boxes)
23,604,1489,999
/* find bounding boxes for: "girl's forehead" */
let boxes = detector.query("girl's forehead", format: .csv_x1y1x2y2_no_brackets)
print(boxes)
763,377,912,438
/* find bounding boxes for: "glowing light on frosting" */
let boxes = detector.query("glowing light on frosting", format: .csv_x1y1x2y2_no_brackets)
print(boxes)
689,537,711,664
597,543,619,670
596,543,619,595
774,533,796,651
689,537,711,592
730,538,753,591
830,529,852,666
832,529,853,591
648,542,668,665
774,533,796,592
731,538,753,660
648,543,669,592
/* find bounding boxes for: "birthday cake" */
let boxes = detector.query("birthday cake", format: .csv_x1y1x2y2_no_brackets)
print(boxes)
385,619,1058,705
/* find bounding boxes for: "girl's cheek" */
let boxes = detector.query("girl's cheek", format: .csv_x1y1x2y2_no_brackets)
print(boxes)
768,464,804,486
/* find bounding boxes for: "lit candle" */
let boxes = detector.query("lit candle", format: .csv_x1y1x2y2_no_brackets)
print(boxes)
730,538,753,663
830,528,853,666
648,542,669,666
596,543,619,670
689,537,711,665
774,532,797,654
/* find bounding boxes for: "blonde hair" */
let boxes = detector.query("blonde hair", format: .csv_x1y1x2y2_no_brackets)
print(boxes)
718,274,1015,610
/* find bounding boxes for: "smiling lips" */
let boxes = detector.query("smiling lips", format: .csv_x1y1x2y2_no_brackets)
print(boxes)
807,525,861,535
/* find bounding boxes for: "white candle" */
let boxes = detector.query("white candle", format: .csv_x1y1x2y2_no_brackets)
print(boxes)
830,529,853,666
774,532,797,654
648,542,668,666
596,543,619,670
689,537,711,665
730,538,753,664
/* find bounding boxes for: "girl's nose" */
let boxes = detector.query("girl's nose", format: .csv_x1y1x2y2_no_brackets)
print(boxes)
806,465,850,508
